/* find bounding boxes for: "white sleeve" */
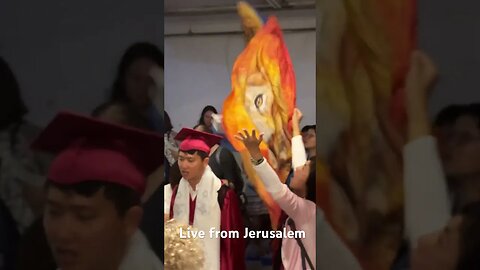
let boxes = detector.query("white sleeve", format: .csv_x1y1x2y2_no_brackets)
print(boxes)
253,159,285,199
292,135,308,169
164,184,173,214
404,136,451,246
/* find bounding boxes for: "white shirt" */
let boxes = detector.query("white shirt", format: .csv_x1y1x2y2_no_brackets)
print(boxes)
57,230,162,270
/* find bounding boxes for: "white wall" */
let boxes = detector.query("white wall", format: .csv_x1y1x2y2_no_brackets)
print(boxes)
165,10,316,131
3,0,469,129
0,0,163,127
418,0,480,115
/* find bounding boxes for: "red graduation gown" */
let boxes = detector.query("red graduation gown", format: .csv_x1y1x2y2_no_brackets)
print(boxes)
170,183,246,270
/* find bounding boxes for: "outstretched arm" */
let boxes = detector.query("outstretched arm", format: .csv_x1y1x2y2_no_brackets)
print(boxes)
235,129,314,223
403,51,450,245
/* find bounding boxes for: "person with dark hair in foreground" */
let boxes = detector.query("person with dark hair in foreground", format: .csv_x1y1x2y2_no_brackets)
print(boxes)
91,101,164,261
31,111,163,270
168,128,246,270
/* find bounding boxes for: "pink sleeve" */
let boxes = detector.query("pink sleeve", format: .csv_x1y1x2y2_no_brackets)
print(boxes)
253,159,315,224
275,185,316,224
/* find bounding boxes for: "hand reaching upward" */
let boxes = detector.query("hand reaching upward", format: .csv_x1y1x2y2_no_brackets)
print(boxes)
292,108,303,136
235,129,264,161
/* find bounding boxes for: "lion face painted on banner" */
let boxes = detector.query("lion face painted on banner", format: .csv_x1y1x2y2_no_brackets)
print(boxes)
222,2,296,228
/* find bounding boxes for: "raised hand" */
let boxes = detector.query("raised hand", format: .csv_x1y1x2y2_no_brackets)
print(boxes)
293,108,303,123
292,108,303,136
405,51,437,140
405,51,438,114
234,129,264,160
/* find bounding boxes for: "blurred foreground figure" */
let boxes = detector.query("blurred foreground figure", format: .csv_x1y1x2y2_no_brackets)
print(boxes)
164,219,204,270
33,112,163,270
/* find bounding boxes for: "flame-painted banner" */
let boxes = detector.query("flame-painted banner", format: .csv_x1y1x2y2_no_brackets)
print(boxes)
222,2,296,229
317,0,416,269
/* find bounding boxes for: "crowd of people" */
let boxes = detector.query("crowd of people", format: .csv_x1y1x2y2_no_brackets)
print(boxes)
0,42,165,270
1,27,479,270
163,50,480,270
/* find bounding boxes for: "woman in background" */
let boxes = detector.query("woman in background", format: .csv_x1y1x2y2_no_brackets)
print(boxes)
110,42,164,132
197,105,218,134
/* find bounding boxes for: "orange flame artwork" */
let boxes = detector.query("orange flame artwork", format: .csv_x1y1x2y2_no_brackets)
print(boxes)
317,0,416,269
222,2,296,228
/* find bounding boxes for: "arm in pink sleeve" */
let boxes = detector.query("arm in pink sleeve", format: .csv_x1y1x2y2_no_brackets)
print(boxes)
253,160,314,223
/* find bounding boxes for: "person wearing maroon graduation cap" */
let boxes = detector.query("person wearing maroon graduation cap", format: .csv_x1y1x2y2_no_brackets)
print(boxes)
169,128,246,270
31,111,163,270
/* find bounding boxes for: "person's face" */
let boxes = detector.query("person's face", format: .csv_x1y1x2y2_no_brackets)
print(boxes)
125,57,157,109
302,129,316,150
44,186,140,270
438,115,480,177
411,216,462,270
203,110,214,128
178,151,209,182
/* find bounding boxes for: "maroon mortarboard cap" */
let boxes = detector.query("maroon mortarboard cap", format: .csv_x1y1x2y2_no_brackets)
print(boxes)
31,111,164,195
175,128,222,153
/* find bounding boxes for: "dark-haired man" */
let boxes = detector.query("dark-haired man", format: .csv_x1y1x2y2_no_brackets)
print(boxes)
168,128,245,270
32,111,163,270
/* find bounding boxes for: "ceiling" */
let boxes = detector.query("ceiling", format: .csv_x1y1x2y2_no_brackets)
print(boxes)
165,0,314,15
